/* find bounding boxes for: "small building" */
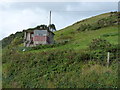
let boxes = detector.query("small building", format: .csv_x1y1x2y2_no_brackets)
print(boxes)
23,25,55,47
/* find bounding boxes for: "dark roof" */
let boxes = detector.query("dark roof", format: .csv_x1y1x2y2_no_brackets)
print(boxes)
23,25,55,35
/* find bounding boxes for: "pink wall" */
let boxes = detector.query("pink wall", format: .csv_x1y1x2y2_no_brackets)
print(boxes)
33,36,47,42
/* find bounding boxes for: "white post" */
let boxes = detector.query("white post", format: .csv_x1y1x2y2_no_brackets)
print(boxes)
49,11,51,25
107,52,110,68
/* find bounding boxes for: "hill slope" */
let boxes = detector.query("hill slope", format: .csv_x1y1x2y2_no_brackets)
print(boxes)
2,12,119,88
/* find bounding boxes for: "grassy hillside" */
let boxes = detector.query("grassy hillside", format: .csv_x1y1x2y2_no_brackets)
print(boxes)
1,11,119,88
0,42,2,89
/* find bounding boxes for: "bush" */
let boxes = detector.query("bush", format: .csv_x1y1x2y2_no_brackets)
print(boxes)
90,50,107,64
89,38,112,50
89,38,118,64
77,24,92,31
102,33,118,37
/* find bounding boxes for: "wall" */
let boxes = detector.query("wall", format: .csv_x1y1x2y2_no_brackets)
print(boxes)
26,32,31,41
24,32,31,47
33,30,47,45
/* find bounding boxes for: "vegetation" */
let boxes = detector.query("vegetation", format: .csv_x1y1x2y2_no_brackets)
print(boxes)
77,12,119,31
1,12,119,88
2,32,24,48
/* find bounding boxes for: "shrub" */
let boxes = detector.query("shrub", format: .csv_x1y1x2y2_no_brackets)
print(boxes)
89,38,112,50
89,38,118,64
102,33,118,37
90,50,107,64
77,24,92,31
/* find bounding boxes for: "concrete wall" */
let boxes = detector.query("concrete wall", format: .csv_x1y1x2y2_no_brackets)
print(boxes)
24,30,54,47
26,32,31,41
24,32,31,47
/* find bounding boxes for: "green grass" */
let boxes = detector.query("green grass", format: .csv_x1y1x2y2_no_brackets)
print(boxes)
1,12,119,88
54,12,111,36
27,25,118,53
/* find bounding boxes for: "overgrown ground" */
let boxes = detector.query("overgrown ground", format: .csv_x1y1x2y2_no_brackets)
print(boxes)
2,12,119,88
0,45,2,88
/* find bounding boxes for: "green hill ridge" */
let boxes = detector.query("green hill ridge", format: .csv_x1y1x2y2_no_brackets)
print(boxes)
1,11,119,88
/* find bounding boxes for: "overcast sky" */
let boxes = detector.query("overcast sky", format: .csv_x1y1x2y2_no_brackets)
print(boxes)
0,2,118,40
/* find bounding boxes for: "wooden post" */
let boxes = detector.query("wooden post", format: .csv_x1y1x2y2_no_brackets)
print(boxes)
107,52,110,68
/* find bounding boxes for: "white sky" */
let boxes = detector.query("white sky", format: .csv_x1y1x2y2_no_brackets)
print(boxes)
0,1,118,40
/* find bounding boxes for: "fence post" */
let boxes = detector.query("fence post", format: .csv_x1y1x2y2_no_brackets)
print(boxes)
107,52,110,68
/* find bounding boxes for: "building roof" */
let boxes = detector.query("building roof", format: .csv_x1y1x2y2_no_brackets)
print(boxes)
23,25,55,35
